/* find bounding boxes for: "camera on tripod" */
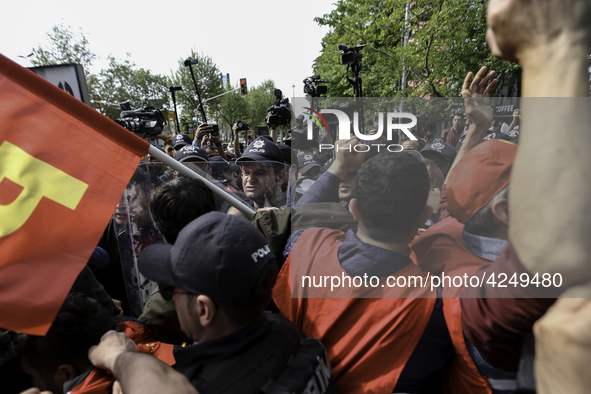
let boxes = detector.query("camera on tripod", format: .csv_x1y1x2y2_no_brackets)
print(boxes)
265,89,291,128
115,101,166,136
338,43,366,65
303,75,329,97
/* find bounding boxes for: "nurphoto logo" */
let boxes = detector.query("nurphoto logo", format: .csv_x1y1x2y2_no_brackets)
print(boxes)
304,109,419,152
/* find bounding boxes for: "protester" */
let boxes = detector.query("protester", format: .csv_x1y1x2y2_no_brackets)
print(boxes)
533,285,591,394
2,261,119,394
413,1,590,393
137,178,216,343
441,113,465,147
274,149,452,393
413,137,550,392
293,138,383,211
477,0,591,392
401,138,426,152
12,293,176,394
4,0,591,393
15,294,118,394
420,137,456,178
506,109,520,135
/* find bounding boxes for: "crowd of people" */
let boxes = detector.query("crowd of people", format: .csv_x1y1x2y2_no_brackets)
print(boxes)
2,0,591,393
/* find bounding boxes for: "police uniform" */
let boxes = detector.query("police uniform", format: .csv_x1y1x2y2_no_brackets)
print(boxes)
138,212,336,394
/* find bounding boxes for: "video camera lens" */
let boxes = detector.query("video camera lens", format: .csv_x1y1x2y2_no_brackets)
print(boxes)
116,119,141,132
236,121,250,132
116,103,166,136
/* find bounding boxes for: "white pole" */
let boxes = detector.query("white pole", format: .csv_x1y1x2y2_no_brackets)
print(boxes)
148,145,255,216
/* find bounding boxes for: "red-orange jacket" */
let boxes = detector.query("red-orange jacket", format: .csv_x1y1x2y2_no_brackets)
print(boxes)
412,216,492,394
273,227,435,394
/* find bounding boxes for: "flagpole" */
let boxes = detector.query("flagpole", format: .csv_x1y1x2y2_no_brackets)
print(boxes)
148,145,255,216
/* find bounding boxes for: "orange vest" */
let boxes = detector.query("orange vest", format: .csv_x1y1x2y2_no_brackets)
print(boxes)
70,321,176,394
273,228,436,394
412,217,492,394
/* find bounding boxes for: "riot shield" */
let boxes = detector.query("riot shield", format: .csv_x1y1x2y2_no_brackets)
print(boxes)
110,158,291,317
111,163,163,317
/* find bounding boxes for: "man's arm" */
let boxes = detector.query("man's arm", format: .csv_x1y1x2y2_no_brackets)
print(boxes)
270,127,277,143
215,142,228,161
88,331,198,394
533,284,591,394
293,138,365,208
487,0,591,286
507,109,520,132
445,66,498,183
232,124,242,157
193,123,209,146
198,123,228,161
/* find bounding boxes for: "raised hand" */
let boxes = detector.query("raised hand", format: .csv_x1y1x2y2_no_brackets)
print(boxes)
461,66,498,127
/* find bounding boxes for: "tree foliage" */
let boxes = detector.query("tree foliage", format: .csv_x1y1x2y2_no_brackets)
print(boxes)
28,25,281,140
31,23,97,71
217,85,249,129
90,55,171,120
172,51,225,126
199,79,279,141
242,80,278,128
30,24,172,121
313,0,521,98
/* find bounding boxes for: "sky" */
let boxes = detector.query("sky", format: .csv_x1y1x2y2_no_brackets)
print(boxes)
1,0,337,101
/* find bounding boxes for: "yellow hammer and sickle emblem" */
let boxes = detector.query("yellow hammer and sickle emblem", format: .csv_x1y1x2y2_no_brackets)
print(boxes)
0,141,88,237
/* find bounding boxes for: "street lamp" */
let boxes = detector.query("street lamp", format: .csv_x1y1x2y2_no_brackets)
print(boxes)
184,56,207,124
18,53,33,68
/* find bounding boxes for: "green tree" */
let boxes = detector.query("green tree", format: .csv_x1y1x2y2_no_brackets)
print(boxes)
30,23,100,101
218,84,250,130
30,23,97,71
91,55,171,120
204,79,278,142
313,0,521,98
243,80,278,127
29,24,173,122
172,51,224,126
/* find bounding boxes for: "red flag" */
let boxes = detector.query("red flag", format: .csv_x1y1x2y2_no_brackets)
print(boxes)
0,54,149,335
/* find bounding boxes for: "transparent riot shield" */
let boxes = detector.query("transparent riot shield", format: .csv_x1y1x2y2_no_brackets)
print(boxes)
111,162,163,317
111,158,291,317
